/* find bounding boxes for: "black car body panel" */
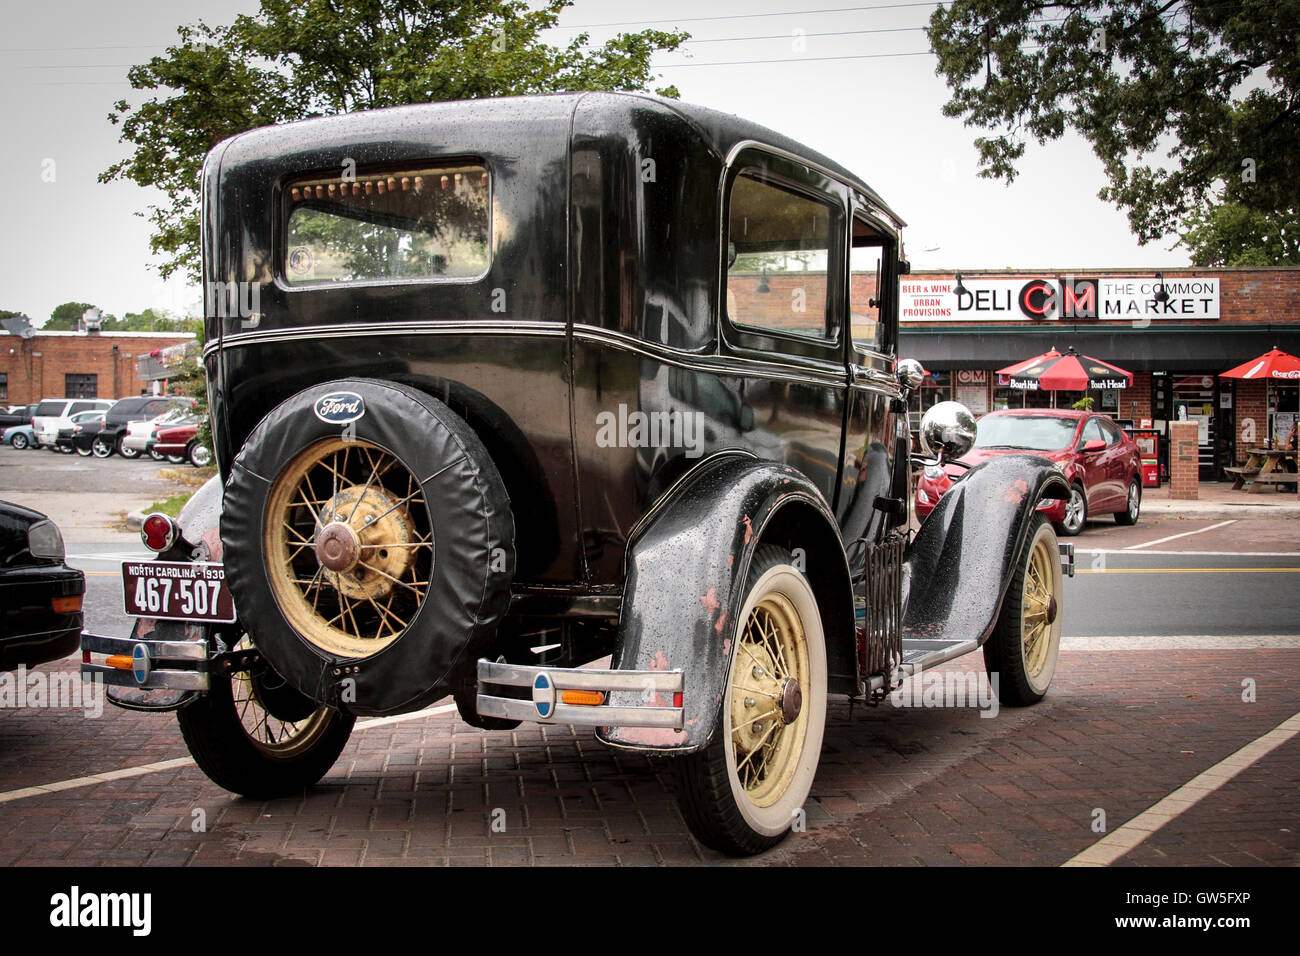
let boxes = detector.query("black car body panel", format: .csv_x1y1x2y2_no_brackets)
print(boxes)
902,454,1069,645
0,501,84,670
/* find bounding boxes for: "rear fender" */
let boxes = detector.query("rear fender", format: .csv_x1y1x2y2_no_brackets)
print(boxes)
902,454,1069,645
93,477,230,712
597,454,853,753
175,475,225,562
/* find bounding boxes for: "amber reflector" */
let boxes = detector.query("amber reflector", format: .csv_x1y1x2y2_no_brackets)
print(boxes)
105,655,134,670
51,595,82,613
560,690,606,706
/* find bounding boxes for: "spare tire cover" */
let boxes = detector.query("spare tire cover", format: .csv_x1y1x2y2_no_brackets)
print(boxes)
221,378,515,717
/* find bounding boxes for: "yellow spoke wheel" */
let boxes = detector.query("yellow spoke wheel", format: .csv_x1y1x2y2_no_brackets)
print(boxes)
674,545,827,856
983,515,1064,705
263,438,434,659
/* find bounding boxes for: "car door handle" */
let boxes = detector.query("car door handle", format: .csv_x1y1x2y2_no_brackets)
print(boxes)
851,364,892,387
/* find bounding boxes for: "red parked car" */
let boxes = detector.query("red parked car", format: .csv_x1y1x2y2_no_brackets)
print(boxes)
150,419,212,467
916,408,1142,535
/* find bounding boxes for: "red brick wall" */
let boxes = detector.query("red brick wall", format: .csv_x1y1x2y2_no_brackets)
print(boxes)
1235,379,1268,459
0,332,194,404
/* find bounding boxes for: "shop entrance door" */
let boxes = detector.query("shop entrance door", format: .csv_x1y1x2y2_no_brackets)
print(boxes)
1171,375,1218,480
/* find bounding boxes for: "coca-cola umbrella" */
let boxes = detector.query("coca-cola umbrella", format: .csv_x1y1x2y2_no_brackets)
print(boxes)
997,346,1134,392
1219,347,1300,446
1219,347,1300,381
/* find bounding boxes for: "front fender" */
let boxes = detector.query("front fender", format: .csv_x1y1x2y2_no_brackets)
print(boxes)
902,454,1069,646
597,454,853,753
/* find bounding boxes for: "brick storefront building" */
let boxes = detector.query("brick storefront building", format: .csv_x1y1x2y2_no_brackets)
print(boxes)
895,268,1300,479
0,329,196,405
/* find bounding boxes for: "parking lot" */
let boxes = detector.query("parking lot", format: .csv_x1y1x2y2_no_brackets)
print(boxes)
1,445,1297,866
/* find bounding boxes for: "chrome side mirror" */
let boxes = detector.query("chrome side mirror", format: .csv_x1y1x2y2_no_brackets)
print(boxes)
919,401,977,461
896,358,925,389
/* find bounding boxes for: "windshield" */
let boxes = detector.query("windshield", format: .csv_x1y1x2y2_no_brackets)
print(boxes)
975,415,1078,451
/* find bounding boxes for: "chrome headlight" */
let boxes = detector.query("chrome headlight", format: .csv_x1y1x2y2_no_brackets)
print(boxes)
28,519,65,560
919,401,977,460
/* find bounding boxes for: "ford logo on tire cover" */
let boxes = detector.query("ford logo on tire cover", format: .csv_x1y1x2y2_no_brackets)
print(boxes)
313,391,366,424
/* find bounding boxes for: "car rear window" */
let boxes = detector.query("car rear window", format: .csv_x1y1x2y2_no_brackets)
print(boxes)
282,162,491,287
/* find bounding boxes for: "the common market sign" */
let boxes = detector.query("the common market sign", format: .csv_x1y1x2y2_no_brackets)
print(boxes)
900,276,1220,321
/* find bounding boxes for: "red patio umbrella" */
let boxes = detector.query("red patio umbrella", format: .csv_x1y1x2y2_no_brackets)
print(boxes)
996,346,1133,392
1219,347,1300,381
1220,347,1300,448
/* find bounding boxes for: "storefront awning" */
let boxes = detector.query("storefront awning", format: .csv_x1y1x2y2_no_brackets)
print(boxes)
899,324,1300,372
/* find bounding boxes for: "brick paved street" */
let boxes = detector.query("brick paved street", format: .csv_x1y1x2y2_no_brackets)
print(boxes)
2,645,1295,867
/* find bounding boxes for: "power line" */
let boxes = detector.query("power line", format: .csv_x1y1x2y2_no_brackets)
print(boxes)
558,2,944,29
687,26,928,43
656,50,935,67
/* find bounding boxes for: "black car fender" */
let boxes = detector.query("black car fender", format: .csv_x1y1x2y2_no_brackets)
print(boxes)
902,454,1070,646
597,453,854,753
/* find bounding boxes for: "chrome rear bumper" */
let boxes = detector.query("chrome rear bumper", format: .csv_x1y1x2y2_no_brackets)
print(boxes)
81,632,209,691
476,659,684,729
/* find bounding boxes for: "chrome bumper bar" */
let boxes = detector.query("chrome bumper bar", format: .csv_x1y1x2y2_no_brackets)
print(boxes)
476,659,684,729
81,632,210,691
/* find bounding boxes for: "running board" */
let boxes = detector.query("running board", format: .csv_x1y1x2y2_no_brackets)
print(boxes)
899,637,980,675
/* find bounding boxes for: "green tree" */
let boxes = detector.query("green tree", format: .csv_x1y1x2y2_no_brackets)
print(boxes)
105,308,186,332
1180,203,1300,267
44,302,111,331
928,0,1300,264
102,0,688,281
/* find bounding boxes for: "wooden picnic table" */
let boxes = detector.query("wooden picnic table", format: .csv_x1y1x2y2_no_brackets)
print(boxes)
1225,447,1299,493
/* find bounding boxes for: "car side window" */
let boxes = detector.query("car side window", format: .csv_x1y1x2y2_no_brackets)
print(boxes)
1080,419,1105,448
1099,419,1123,446
849,216,890,355
726,171,837,342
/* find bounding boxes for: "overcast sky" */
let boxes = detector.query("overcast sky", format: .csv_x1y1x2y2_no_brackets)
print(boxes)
0,0,1193,328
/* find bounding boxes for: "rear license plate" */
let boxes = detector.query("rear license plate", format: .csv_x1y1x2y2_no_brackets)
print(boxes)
122,561,236,623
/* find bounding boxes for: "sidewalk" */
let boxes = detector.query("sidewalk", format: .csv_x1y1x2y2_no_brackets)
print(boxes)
1142,480,1300,520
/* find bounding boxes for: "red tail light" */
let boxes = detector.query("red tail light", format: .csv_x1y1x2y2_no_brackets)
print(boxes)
140,513,177,552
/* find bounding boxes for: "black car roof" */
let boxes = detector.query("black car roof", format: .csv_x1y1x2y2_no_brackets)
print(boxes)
215,92,904,226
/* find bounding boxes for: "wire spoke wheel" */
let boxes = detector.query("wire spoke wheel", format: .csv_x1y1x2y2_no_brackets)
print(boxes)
729,594,811,807
984,515,1063,705
265,438,434,659
1020,538,1055,679
674,545,827,855
228,637,335,758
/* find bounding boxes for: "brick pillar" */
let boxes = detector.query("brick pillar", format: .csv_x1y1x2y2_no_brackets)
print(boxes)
1169,420,1200,500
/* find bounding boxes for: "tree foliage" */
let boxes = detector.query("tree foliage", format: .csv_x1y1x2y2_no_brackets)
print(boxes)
928,0,1300,264
102,0,688,281
44,302,105,331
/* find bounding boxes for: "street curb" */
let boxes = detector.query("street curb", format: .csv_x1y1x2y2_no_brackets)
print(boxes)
1143,503,1300,521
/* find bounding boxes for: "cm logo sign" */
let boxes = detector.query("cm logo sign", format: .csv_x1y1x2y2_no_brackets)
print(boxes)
1018,278,1098,319
1013,278,1097,319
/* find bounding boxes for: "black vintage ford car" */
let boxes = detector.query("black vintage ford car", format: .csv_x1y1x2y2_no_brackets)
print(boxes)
84,93,1072,855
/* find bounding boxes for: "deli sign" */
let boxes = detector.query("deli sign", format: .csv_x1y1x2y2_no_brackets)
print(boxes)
900,277,1220,321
